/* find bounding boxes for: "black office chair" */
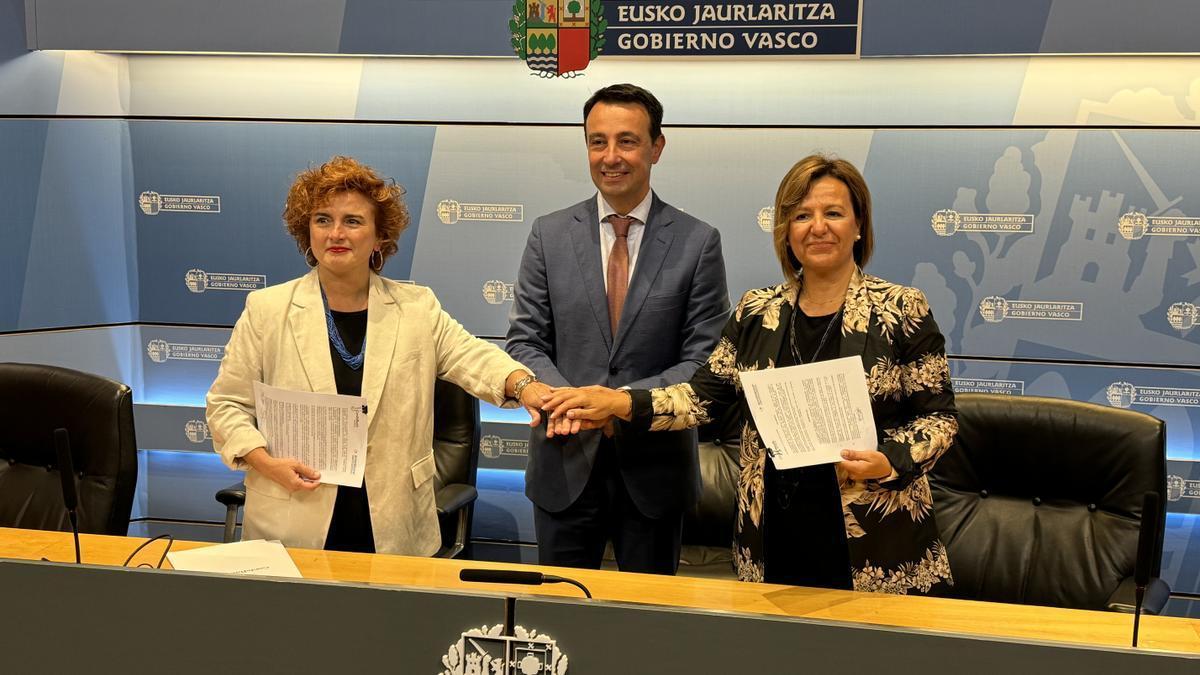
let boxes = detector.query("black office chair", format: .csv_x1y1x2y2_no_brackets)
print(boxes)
931,393,1169,613
677,410,742,578
216,378,482,558
0,362,138,535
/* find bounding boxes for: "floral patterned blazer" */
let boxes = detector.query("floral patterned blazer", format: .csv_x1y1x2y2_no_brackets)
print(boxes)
629,269,958,594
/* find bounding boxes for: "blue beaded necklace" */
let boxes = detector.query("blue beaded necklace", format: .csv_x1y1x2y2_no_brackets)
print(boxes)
320,286,366,370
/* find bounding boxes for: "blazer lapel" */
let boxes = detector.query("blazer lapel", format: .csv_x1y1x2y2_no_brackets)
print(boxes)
613,196,674,354
288,270,337,394
360,273,398,430
767,284,796,368
838,268,870,362
569,198,614,349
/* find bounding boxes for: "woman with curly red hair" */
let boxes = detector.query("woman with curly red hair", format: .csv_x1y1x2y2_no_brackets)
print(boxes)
207,156,550,555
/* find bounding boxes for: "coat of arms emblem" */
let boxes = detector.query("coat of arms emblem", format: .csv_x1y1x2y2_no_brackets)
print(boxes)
510,0,606,77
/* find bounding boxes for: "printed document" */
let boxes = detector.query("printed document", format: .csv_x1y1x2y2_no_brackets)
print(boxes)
252,381,367,487
167,539,303,579
739,356,877,470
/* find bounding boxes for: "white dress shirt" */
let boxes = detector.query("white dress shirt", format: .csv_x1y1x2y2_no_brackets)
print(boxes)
597,190,653,292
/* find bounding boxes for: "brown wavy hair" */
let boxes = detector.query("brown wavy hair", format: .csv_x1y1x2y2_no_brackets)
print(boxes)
772,154,874,285
283,156,409,266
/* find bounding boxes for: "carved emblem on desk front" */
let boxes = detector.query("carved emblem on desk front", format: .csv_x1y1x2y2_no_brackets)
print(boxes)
441,624,567,674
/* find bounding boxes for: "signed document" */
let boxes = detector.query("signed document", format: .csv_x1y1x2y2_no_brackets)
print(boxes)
739,356,877,470
167,540,303,579
252,381,367,487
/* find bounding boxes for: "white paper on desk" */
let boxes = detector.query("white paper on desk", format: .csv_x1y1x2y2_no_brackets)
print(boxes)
739,356,877,470
166,540,303,579
252,380,367,487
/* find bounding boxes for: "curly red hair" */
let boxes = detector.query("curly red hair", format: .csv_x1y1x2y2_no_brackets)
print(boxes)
283,156,409,265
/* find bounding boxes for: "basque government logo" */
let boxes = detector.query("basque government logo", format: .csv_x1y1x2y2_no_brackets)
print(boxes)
437,200,525,225
138,190,221,215
184,420,211,444
930,209,1034,236
511,0,606,77
1167,474,1200,503
185,268,267,294
757,207,775,233
978,296,1083,322
1117,210,1200,240
1168,302,1199,332
483,280,516,305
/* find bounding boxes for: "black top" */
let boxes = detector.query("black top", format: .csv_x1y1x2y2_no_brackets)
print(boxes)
323,308,375,554
761,307,851,589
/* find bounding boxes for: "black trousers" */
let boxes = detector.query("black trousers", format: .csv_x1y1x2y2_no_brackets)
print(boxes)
533,438,683,575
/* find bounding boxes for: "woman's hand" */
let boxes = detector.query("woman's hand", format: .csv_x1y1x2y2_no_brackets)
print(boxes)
838,449,894,481
521,381,579,437
244,447,322,492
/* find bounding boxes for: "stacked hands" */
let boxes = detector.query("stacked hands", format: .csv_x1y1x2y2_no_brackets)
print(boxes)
519,385,895,481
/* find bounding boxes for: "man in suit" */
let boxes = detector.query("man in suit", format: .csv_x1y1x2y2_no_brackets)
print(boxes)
506,84,729,574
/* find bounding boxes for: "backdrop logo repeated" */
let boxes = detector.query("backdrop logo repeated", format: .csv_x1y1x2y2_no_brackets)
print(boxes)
1117,211,1200,240
951,378,1025,395
184,419,212,444
978,296,1082,323
756,206,774,233
1106,381,1200,409
510,0,606,78
1167,475,1200,503
437,199,525,225
440,624,566,675
146,339,225,364
482,281,516,305
138,190,221,215
930,209,1034,237
480,434,530,459
184,268,267,294
1167,302,1199,332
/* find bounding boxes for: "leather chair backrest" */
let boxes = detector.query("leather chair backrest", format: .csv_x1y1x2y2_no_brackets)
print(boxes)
931,393,1165,610
430,379,480,536
685,440,739,548
0,363,138,535
682,409,742,558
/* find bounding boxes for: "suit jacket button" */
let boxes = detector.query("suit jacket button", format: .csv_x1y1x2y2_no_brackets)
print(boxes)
609,367,618,375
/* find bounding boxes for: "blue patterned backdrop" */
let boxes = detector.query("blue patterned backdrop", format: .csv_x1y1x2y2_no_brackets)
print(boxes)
3,0,1200,617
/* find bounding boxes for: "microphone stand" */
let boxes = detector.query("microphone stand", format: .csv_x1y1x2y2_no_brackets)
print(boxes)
54,428,82,565
503,597,515,637
1132,584,1145,648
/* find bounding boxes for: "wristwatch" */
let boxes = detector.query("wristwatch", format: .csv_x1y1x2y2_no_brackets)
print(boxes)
512,372,538,401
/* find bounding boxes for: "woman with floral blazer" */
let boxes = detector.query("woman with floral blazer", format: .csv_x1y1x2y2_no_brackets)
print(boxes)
542,155,958,595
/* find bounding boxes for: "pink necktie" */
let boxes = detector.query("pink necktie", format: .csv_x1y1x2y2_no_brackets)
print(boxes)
607,215,635,335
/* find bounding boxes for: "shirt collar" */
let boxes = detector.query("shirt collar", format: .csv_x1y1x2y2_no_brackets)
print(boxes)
597,190,653,225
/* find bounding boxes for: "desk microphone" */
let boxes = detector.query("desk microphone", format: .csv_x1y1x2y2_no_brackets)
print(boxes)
1132,491,1161,647
459,568,593,599
54,428,82,565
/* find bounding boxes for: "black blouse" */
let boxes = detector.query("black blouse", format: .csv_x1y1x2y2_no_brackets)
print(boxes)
323,308,375,553
762,307,851,589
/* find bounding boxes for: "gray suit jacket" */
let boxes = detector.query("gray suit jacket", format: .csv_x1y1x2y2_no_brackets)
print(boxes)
506,194,729,517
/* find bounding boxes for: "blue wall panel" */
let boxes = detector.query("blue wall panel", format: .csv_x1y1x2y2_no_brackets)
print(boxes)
130,121,437,325
0,120,50,331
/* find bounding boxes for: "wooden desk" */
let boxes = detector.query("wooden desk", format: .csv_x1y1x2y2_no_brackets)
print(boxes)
3,526,1199,656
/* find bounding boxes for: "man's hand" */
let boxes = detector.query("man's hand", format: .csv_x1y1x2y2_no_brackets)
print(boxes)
538,385,632,438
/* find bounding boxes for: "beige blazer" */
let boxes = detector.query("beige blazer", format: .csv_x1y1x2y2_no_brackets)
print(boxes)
206,270,524,555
